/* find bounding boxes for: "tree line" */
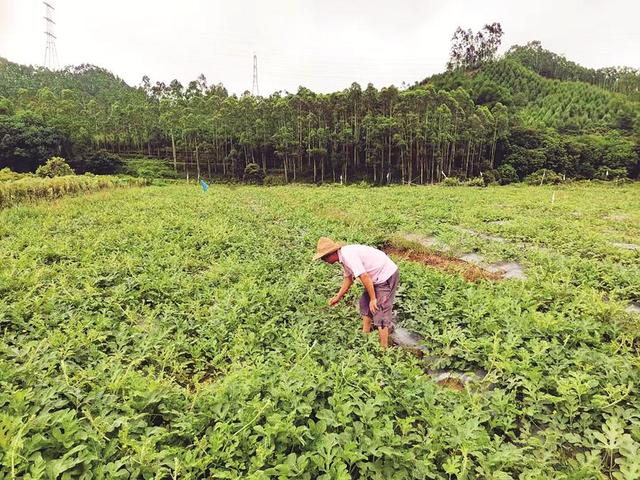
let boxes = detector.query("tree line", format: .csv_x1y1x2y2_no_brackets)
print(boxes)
0,63,512,183
0,33,639,183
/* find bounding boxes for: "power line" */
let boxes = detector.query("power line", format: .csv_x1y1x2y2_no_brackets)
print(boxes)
43,1,59,70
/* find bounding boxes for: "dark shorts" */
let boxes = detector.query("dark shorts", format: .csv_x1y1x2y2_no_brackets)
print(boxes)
359,269,399,330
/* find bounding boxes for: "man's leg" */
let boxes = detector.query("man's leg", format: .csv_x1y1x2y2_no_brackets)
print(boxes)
359,291,372,333
362,315,372,333
374,271,399,350
378,326,389,348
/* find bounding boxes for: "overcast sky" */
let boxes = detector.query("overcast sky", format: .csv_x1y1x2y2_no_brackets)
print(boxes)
1,0,638,95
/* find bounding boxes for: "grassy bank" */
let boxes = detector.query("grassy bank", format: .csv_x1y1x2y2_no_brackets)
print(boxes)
0,174,149,209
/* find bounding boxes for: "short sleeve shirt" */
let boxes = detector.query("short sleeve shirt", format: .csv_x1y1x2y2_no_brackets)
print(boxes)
338,245,398,284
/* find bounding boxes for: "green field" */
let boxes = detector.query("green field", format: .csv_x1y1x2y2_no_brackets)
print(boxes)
1,183,640,479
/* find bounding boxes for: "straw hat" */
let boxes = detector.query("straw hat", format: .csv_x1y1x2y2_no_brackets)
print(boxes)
313,237,344,260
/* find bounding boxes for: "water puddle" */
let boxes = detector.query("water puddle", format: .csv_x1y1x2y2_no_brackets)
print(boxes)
485,220,509,226
605,214,630,222
485,261,527,280
612,242,640,251
459,253,527,280
626,303,640,315
455,226,507,243
391,325,488,391
459,253,484,264
399,233,450,251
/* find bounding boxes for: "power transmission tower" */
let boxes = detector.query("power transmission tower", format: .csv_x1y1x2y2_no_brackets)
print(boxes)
43,1,59,70
251,53,260,96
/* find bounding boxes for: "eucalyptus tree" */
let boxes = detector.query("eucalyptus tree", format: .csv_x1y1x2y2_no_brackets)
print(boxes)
4,50,638,181
447,23,503,71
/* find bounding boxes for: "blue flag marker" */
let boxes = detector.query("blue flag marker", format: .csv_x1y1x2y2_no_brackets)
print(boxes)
199,179,209,192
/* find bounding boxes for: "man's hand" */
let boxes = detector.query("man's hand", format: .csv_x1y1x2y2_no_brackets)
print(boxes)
329,277,353,307
369,297,378,314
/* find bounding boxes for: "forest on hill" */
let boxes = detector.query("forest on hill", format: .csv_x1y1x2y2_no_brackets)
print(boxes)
1,27,639,183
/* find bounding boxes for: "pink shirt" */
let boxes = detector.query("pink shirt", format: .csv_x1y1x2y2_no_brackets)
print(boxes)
338,245,398,284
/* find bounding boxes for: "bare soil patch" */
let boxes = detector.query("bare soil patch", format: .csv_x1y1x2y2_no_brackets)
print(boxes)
384,245,503,282
436,376,466,391
391,233,527,280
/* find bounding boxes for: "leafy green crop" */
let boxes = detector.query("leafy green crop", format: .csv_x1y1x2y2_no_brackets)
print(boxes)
0,182,639,478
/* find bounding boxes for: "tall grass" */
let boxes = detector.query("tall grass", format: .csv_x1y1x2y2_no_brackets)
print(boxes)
0,175,149,208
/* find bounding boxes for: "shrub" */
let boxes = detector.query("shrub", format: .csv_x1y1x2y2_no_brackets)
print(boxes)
243,163,264,184
497,164,519,185
122,158,179,179
263,174,287,186
35,157,75,178
594,166,628,181
354,180,371,188
442,177,461,186
0,167,28,182
524,168,564,185
0,97,15,115
464,177,485,187
481,170,498,185
82,150,124,175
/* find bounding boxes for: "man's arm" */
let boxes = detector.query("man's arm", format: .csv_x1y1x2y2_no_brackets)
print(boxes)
359,273,378,313
329,276,353,306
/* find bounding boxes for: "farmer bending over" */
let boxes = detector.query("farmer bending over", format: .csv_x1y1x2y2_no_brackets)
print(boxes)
314,237,399,348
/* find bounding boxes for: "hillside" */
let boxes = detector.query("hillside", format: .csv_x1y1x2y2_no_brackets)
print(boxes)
420,48,640,134
506,42,640,101
0,56,137,100
1,45,639,181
